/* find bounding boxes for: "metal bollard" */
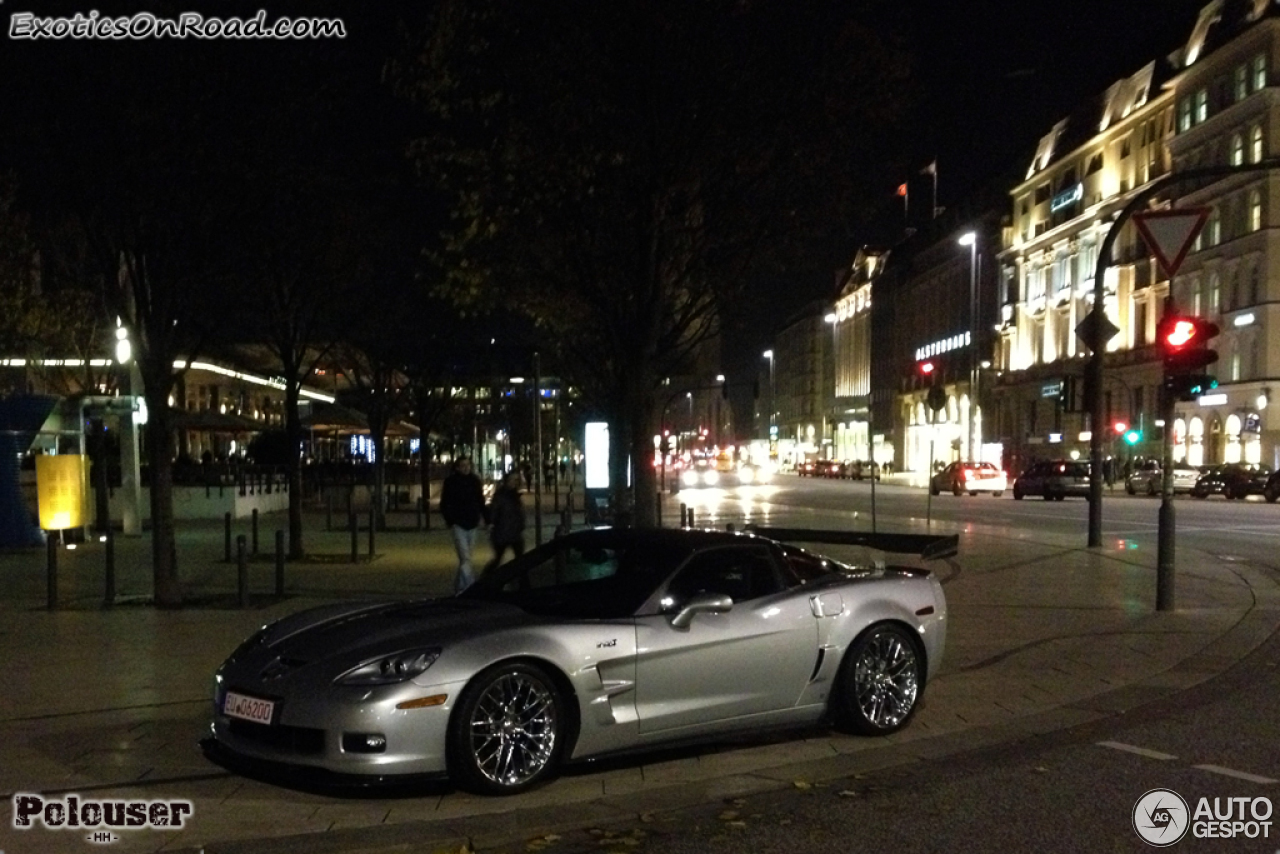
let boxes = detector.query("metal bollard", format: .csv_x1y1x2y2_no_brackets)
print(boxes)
237,535,249,609
104,527,115,608
47,535,58,611
726,523,735,533
224,511,232,562
275,530,285,597
680,503,687,528
688,507,695,529
251,508,259,555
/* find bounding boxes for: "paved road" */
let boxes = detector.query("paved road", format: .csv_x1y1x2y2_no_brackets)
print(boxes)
478,614,1280,853
676,474,1280,572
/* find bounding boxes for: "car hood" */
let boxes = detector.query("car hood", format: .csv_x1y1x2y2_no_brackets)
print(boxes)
223,599,539,683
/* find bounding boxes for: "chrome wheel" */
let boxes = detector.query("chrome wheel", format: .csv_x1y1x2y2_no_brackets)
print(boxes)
449,662,564,794
834,624,922,735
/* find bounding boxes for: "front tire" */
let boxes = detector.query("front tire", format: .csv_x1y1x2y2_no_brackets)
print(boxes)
447,661,566,795
832,623,923,736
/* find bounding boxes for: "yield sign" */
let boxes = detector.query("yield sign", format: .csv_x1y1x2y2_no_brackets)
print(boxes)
1133,208,1210,278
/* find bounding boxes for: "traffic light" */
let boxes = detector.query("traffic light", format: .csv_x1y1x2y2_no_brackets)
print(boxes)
919,360,935,377
1158,312,1219,402
1112,421,1128,436
1124,429,1142,446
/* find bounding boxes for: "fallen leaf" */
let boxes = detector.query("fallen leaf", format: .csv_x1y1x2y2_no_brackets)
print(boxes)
727,821,747,828
639,813,654,823
793,780,812,790
838,790,859,798
1033,766,1048,773
718,810,739,821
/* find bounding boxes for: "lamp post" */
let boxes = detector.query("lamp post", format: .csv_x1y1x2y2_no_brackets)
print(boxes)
762,349,775,443
958,232,979,462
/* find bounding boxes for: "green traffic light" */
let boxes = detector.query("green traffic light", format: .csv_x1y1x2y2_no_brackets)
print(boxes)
1124,430,1142,445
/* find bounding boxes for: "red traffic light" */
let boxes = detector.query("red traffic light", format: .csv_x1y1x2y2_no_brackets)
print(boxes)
1158,313,1219,375
1113,421,1128,435
919,361,935,375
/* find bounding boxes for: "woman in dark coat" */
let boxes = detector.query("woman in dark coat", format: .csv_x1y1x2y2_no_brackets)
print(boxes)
484,469,526,573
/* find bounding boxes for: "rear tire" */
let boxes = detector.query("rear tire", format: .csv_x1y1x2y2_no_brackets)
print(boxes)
952,482,963,497
1013,486,1024,500
832,623,923,736
992,491,1003,497
447,661,567,796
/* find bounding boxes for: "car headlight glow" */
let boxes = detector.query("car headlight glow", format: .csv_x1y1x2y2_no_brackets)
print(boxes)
681,470,699,487
337,648,441,686
703,470,720,486
739,467,755,484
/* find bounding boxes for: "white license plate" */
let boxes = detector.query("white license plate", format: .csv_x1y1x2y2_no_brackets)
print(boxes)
223,691,275,725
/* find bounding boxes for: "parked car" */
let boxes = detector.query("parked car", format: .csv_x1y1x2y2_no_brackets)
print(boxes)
1191,463,1272,499
930,461,1007,496
1264,470,1280,503
815,459,844,478
1012,459,1092,501
845,460,881,481
796,459,818,477
1125,461,1200,496
206,527,951,795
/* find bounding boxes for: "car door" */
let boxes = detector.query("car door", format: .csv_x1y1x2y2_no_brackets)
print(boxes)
633,545,818,733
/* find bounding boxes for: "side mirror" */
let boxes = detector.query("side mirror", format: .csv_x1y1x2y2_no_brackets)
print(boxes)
670,592,733,629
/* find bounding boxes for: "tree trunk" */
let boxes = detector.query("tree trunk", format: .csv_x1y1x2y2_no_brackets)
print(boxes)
284,385,305,559
144,396,181,607
371,429,387,531
609,370,659,528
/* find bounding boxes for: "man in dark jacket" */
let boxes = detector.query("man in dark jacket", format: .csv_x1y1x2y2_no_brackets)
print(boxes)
485,469,526,573
440,456,486,593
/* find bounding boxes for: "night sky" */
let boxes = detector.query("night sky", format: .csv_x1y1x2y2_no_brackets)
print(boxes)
0,1,1214,367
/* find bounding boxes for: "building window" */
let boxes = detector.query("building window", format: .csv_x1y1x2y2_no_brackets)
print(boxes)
1253,52,1267,91
1178,97,1192,132
1192,278,1203,315
1195,88,1208,123
1034,184,1050,203
1252,125,1264,163
1208,207,1221,245
1209,272,1221,315
1087,153,1103,174
1235,64,1249,101
1121,138,1132,159
1249,188,1262,231
1231,133,1244,166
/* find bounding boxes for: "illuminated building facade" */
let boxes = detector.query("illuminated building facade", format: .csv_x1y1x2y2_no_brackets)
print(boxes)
993,54,1175,475
1163,1,1278,467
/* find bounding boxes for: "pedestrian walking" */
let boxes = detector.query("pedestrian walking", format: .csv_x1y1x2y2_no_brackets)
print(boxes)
485,469,526,573
440,456,486,594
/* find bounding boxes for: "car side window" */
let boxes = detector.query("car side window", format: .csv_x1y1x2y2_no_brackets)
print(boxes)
507,543,619,591
664,546,783,606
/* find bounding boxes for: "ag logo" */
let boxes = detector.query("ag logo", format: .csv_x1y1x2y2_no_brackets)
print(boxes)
1133,788,1189,846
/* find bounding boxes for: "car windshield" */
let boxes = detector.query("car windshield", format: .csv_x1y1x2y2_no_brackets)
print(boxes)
460,532,690,619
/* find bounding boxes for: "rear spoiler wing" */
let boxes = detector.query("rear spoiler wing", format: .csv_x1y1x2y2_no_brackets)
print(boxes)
743,527,959,561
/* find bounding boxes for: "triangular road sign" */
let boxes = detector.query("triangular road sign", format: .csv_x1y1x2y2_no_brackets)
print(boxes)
1133,208,1210,278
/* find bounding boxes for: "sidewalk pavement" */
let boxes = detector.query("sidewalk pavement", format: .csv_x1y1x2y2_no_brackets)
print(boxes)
1,490,1279,854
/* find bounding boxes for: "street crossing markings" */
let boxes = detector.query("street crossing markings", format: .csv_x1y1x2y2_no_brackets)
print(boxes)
1193,764,1278,784
1097,741,1178,760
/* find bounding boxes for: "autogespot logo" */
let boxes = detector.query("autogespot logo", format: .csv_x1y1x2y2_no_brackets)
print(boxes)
1134,788,1190,846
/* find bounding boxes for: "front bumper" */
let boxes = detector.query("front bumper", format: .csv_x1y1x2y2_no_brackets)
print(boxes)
210,678,468,777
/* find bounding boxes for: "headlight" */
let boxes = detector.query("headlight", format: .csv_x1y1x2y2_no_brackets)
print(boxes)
703,470,719,486
337,648,441,686
681,470,699,487
739,467,755,484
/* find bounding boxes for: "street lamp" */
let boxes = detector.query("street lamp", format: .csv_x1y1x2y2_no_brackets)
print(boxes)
762,350,775,441
958,231,978,462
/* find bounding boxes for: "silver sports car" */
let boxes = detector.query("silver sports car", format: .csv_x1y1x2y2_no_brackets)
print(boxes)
207,527,952,795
